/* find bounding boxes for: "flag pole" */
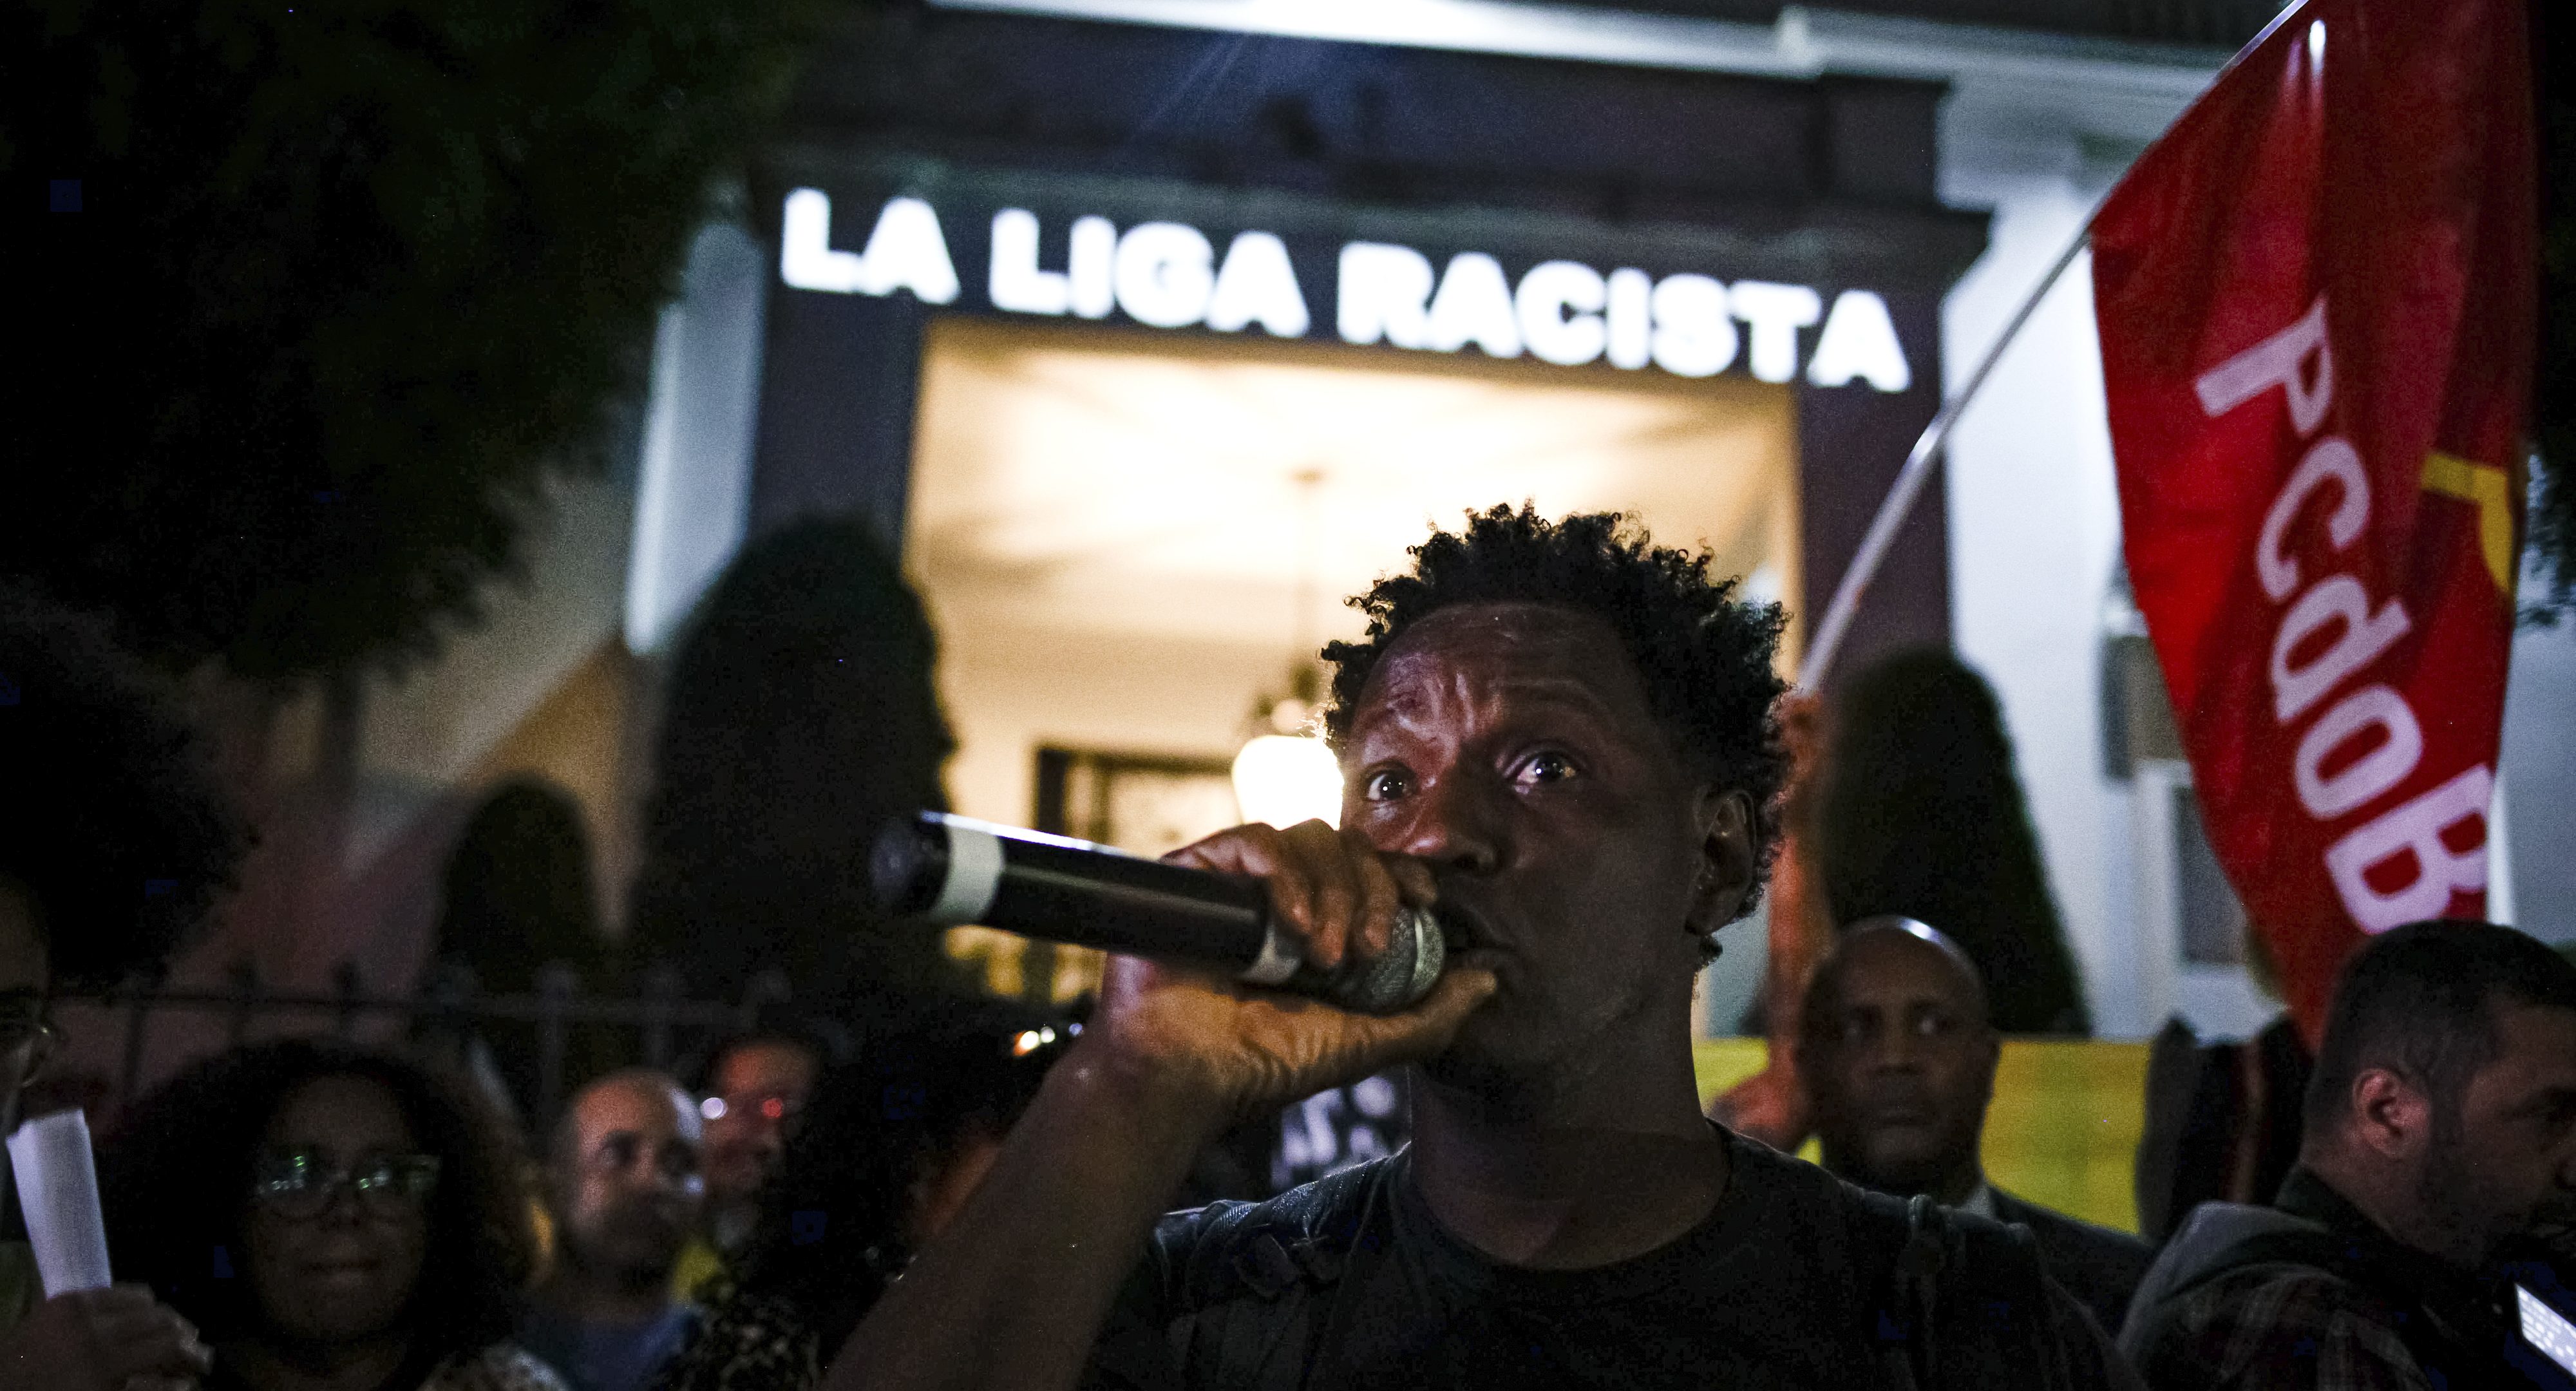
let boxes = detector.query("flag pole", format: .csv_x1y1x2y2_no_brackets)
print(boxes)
1794,223,2098,689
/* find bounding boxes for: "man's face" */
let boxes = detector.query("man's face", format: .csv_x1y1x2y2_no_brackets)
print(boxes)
556,1077,705,1288
2419,1001,2576,1267
701,1041,819,1205
1340,603,1748,1095
1802,931,1998,1198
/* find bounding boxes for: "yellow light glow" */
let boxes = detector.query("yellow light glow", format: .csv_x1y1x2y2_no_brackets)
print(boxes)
1231,734,1343,830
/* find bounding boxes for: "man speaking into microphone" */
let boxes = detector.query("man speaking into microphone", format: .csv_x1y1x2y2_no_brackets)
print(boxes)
826,506,2133,1391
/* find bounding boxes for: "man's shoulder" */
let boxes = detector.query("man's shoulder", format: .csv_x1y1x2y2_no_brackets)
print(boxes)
1990,1191,2155,1289
1732,1140,2134,1388
1144,1157,1396,1305
2130,1262,2425,1390
1990,1191,2153,1258
2119,1203,2426,1389
1142,1139,1882,1302
1104,1140,2127,1391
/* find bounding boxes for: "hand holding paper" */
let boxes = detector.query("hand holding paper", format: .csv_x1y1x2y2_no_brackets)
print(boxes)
6,1109,113,1296
0,1110,209,1391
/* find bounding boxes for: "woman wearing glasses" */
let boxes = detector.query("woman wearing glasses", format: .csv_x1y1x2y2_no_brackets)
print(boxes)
102,1039,568,1391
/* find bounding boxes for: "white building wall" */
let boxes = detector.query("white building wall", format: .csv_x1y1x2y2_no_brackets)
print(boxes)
2504,612,2576,944
1935,154,2146,1034
625,221,770,656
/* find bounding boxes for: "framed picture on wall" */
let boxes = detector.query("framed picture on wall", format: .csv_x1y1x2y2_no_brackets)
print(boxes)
949,746,1240,1007
1034,746,1240,856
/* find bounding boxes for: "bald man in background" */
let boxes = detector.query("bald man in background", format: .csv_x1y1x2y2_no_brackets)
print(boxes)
522,1070,708,1391
1802,917,2153,1333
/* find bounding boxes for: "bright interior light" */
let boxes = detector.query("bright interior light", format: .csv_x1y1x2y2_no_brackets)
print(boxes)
1232,734,1344,829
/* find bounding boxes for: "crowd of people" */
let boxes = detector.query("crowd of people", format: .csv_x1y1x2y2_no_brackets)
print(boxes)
3,511,2573,1391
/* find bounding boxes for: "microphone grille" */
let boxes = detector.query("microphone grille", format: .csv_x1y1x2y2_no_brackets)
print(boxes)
1334,907,1446,1014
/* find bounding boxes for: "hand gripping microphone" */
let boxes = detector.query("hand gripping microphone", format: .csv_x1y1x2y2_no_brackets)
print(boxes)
869,812,1446,1014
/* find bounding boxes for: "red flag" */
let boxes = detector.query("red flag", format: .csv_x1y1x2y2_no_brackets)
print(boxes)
2092,0,2534,1043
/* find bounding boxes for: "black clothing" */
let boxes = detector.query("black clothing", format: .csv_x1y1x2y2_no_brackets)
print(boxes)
2122,1165,2550,1388
1989,1189,2156,1337
1084,1131,2134,1391
2133,1014,2311,1244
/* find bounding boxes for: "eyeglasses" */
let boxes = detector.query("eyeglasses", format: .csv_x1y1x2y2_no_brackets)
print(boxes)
249,1151,441,1219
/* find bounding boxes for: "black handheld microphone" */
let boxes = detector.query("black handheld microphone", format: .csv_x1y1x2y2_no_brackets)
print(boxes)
869,812,1446,1014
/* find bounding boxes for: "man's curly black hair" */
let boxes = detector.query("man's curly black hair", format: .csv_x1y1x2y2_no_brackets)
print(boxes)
1321,506,1792,936
100,1039,536,1363
0,585,247,989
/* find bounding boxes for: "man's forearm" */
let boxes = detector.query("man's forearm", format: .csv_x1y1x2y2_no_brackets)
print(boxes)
821,1045,1220,1391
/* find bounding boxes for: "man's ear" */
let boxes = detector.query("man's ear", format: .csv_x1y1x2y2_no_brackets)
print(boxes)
2347,1068,2434,1162
1687,787,1758,942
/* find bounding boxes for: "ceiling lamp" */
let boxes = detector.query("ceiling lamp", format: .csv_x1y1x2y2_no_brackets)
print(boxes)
1233,688,1343,829
1234,466,1343,829
1232,730,1343,830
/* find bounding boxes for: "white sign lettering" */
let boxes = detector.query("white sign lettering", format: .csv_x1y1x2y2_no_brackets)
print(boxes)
1338,242,1436,349
1208,232,1309,337
2192,294,2487,931
780,191,1912,390
783,191,958,303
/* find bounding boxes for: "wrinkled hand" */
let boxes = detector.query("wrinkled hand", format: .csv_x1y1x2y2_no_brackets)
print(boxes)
0,1284,210,1391
1087,820,1497,1124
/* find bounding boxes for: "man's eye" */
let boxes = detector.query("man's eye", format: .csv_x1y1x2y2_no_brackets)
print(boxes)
1363,768,1412,800
1915,1013,1953,1037
1514,752,1577,786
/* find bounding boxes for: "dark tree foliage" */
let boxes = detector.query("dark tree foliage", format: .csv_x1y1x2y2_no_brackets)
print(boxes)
627,518,961,1007
0,585,248,989
1817,648,2091,1036
1,0,839,677
2530,2,2576,623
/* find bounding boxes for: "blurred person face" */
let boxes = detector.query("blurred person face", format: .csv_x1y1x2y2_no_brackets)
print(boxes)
555,1074,705,1290
2405,1000,2576,1269
701,1041,818,1204
242,1075,432,1347
1339,603,1754,1095
1801,923,1999,1201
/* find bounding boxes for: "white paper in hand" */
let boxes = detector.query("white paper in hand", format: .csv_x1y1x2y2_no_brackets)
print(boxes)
6,1109,113,1296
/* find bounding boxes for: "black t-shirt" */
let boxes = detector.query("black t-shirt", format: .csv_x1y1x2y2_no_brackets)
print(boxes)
1084,1132,2128,1391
